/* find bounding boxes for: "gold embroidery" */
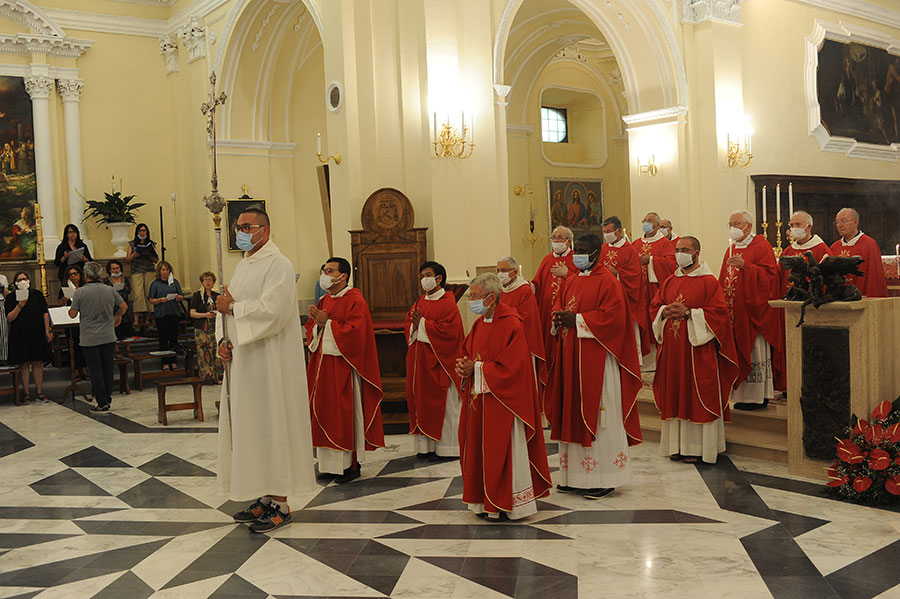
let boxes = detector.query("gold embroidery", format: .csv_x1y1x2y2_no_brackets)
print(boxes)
840,249,851,257
723,265,738,325
550,259,566,304
604,249,618,267
560,295,577,340
639,242,651,279
669,292,685,340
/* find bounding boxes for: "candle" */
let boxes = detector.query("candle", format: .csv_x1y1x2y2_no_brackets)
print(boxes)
470,114,474,144
776,184,781,222
317,132,322,154
762,185,767,223
789,182,794,217
433,112,437,138
729,238,733,258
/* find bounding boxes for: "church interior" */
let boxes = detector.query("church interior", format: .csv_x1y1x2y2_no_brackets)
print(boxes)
0,0,899,597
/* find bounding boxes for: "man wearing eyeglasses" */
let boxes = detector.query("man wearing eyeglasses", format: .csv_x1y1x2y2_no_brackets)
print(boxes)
215,205,315,534
829,207,888,297
532,226,578,371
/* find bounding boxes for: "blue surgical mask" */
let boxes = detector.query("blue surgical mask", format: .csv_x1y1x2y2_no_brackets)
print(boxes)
641,222,654,234
236,231,255,251
469,298,490,315
573,253,593,270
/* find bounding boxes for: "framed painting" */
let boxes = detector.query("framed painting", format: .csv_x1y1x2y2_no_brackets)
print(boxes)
816,39,900,146
0,77,36,261
226,198,267,252
546,177,603,244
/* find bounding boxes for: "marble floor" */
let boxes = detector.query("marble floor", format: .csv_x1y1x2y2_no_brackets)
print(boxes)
0,386,899,599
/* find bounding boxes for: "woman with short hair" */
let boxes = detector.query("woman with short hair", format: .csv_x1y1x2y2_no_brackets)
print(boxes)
6,271,51,402
189,271,223,384
148,260,183,371
104,260,133,339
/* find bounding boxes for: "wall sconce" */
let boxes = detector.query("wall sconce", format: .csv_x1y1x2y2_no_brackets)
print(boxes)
727,130,752,168
637,155,658,176
433,112,474,159
316,132,341,165
513,183,542,247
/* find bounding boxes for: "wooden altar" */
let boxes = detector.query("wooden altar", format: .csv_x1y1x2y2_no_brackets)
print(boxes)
771,298,900,479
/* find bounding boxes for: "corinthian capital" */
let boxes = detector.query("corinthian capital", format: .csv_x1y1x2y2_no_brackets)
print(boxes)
57,78,83,102
24,75,54,99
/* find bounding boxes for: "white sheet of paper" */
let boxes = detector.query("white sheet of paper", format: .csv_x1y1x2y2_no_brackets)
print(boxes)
15,289,27,301
113,283,124,291
66,247,84,264
62,287,74,298
166,293,177,301
49,306,79,325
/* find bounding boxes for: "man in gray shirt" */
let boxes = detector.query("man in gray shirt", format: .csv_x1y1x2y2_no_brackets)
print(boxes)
70,261,127,413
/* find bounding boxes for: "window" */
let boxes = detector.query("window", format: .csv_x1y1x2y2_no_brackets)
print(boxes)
541,107,568,143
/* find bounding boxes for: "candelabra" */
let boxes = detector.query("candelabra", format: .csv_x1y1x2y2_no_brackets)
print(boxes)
727,133,752,168
34,203,47,298
774,220,783,259
433,120,474,159
513,184,541,247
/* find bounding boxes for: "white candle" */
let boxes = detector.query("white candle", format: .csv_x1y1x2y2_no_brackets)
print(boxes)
789,182,794,216
776,184,781,222
762,185,767,223
317,132,322,154
729,238,733,258
433,112,437,137
470,114,474,144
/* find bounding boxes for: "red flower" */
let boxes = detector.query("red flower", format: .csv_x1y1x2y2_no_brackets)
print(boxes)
888,422,900,444
895,456,900,466
868,449,891,471
837,439,865,464
853,476,873,493
886,476,900,496
871,401,893,421
827,475,850,488
853,419,869,435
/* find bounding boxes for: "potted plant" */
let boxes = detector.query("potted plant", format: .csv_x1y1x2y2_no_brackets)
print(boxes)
82,187,145,258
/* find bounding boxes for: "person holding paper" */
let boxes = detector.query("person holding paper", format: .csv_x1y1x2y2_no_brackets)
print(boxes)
103,260,133,339
148,261,184,370
58,265,87,379
6,271,51,403
69,262,128,413
125,223,159,330
189,271,223,384
53,224,92,285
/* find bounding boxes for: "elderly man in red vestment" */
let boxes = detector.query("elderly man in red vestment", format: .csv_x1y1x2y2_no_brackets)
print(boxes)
454,273,552,520
306,257,385,484
546,234,642,500
633,212,676,371
532,226,579,366
600,215,644,364
497,255,547,401
651,236,739,464
720,210,785,411
829,207,888,297
405,261,464,461
660,218,680,245
779,211,829,296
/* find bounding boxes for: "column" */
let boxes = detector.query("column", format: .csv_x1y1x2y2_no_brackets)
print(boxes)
57,79,86,242
24,75,59,256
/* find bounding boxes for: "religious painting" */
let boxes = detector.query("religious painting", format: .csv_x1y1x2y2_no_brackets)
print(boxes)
0,77,37,261
226,198,267,252
817,39,900,146
546,177,603,243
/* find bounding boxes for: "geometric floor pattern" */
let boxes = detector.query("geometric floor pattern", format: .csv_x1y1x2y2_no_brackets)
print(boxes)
1,394,900,598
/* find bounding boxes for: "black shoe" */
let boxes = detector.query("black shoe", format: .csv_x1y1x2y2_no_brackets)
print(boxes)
233,498,271,523
316,470,339,481
734,398,769,411
249,503,292,533
582,487,615,500
90,404,110,413
416,452,434,459
334,465,360,484
556,484,574,493
429,453,459,463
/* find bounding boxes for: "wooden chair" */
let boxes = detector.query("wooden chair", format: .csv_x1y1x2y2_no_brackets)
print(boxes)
114,357,131,395
0,365,21,405
155,377,204,425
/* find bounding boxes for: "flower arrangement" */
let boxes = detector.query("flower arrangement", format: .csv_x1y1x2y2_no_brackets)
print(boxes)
827,399,900,504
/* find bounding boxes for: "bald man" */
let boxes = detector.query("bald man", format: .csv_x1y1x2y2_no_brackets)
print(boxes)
632,212,676,371
779,211,829,297
829,208,888,297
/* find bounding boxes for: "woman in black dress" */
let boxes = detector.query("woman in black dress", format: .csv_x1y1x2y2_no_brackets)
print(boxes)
104,260,133,339
58,264,86,379
53,224,92,285
6,271,51,402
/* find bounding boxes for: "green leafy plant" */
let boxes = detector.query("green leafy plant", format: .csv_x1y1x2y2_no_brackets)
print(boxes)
83,191,146,226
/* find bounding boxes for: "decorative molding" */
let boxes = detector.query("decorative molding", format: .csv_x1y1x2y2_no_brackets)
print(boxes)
601,0,631,32
42,9,168,37
23,74,53,99
788,0,900,30
159,34,178,73
179,15,205,62
56,78,82,101
493,83,512,106
107,0,176,6
622,105,688,128
214,138,296,158
251,4,280,52
0,33,92,57
805,20,900,162
0,0,64,37
506,123,534,137
680,0,744,25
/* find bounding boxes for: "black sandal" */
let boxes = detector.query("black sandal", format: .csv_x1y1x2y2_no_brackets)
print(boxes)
21,395,31,404
36,393,50,403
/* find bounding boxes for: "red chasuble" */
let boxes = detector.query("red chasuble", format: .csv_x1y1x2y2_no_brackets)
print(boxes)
632,236,676,356
404,291,464,441
545,267,643,448
532,251,578,368
829,234,888,298
778,237,829,297
718,235,785,391
306,288,385,451
600,241,643,334
501,282,548,390
459,302,552,514
650,269,740,424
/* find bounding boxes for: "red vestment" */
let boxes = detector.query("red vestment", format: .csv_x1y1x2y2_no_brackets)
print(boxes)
718,235,785,391
633,235,676,355
459,302,552,514
778,236,829,297
829,234,888,297
306,288,385,451
404,291,464,441
532,251,578,367
650,269,739,424
600,240,643,334
545,267,643,447
501,281,548,392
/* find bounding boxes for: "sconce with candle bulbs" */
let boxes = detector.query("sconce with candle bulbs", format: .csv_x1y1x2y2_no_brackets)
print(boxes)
316,132,341,165
513,183,542,247
637,155,658,176
726,127,752,168
433,112,474,159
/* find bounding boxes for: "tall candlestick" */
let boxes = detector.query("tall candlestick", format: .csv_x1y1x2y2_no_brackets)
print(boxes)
762,185,767,223
789,182,794,216
776,184,781,222
317,132,322,154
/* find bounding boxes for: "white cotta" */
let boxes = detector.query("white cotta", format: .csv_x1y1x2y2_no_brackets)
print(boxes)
216,239,316,499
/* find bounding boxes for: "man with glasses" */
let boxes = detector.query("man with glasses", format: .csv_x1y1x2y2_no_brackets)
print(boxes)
632,212,676,371
532,226,578,369
600,216,644,365
829,207,888,297
779,211,829,296
215,205,316,533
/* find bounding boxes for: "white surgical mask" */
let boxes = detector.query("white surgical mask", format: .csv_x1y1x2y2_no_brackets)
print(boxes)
16,280,28,290
660,227,671,237
603,231,618,244
551,241,568,254
497,271,512,285
641,222,654,235
676,252,694,269
729,226,745,241
319,273,337,291
421,276,437,292
790,227,807,241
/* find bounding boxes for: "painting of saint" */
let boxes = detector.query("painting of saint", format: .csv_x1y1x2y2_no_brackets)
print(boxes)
546,177,603,246
0,76,37,261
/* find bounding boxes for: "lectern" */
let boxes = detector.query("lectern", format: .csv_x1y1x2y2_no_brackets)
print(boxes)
771,298,900,479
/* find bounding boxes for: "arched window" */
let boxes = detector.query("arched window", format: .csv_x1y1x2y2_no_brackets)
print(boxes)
541,107,568,143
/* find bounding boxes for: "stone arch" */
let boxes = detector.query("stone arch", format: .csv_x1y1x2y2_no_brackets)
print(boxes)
0,0,65,37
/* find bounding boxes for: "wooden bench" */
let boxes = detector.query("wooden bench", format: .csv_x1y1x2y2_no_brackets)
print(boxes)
131,347,197,391
0,366,21,406
114,357,131,395
155,377,204,425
